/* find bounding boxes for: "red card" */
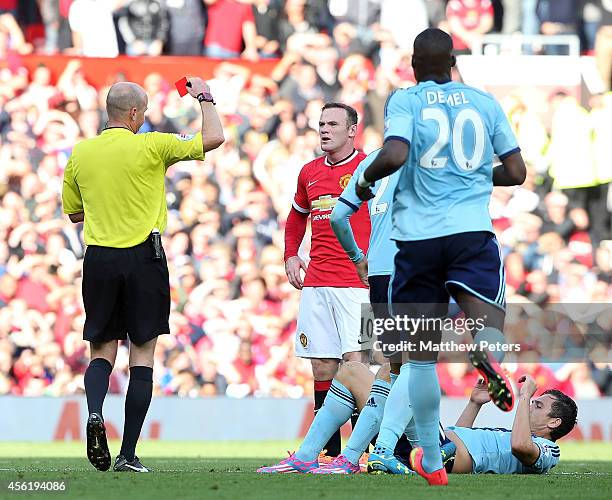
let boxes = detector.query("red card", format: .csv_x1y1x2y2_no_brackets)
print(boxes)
175,76,189,97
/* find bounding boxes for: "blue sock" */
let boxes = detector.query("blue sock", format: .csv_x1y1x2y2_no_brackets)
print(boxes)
295,380,355,462
389,372,418,446
343,379,390,465
374,363,414,454
408,361,442,473
404,417,419,446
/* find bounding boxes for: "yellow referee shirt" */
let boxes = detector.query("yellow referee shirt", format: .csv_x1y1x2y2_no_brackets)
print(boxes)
62,128,204,248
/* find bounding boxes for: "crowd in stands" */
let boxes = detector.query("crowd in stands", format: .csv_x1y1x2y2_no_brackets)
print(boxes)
0,3,607,61
0,1,610,400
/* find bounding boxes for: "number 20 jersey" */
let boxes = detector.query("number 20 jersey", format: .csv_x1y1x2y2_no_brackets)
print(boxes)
292,150,370,288
384,81,520,242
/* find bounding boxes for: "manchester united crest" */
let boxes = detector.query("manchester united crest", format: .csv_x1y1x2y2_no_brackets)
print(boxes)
299,332,308,348
339,174,352,189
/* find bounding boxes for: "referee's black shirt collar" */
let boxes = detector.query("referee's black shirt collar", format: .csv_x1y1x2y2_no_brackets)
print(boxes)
103,126,133,133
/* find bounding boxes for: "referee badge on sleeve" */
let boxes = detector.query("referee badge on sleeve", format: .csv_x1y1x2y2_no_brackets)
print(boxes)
174,133,194,141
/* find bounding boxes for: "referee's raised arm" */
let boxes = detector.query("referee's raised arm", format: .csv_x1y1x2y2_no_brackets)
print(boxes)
185,77,224,153
60,78,224,474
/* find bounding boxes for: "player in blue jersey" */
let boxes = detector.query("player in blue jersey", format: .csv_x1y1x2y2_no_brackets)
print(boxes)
256,369,577,475
332,151,453,476
355,28,527,485
446,374,576,475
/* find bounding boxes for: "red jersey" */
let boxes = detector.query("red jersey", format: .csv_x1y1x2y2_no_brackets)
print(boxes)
291,150,370,288
203,0,255,52
446,0,493,51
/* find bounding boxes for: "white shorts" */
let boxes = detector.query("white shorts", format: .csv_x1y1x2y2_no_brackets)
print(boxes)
295,286,370,359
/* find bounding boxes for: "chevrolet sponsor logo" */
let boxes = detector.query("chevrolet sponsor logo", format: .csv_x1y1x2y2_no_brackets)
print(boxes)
311,195,338,212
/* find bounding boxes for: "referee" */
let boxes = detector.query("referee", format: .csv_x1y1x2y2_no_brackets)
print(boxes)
62,78,224,473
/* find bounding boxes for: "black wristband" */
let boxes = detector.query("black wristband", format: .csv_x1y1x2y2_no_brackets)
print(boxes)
197,92,216,105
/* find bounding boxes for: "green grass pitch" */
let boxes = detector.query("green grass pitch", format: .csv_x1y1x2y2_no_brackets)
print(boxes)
0,441,610,499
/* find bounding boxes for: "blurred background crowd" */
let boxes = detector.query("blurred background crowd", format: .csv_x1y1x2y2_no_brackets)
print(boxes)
0,0,610,401
0,1,609,64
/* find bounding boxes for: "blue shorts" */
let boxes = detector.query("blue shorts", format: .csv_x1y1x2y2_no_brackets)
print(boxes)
368,274,391,310
391,231,505,312
368,274,398,359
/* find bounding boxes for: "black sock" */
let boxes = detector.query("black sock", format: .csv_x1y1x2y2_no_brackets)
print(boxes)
393,434,414,463
120,366,153,462
84,358,113,416
314,380,341,457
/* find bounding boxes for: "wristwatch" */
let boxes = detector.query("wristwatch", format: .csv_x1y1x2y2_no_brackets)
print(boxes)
197,92,216,105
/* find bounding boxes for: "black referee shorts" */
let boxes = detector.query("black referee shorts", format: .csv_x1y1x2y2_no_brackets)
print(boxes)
82,237,170,346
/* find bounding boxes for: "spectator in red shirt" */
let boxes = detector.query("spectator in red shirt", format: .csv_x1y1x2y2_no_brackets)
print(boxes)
14,261,57,313
204,0,259,61
505,251,526,292
446,0,494,54
233,340,258,394
0,0,17,16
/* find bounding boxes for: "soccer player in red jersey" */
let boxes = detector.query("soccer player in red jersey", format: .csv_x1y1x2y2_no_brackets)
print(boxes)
284,103,371,457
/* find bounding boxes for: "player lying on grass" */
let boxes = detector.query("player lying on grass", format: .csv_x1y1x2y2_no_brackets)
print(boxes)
257,363,577,475
433,373,576,475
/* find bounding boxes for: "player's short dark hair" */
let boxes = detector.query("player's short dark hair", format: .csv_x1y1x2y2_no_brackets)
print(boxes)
543,389,577,441
321,102,358,127
412,28,454,75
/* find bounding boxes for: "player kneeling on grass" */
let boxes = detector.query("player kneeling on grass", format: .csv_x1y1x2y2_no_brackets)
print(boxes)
257,368,576,476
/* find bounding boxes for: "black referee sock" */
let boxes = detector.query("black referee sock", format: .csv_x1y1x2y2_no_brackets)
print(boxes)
120,366,153,462
84,358,113,416
314,380,341,457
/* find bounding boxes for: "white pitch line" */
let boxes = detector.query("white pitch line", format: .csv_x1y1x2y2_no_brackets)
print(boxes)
552,472,611,476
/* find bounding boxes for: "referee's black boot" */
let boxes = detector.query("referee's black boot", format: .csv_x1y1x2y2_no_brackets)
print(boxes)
113,455,150,473
86,413,111,471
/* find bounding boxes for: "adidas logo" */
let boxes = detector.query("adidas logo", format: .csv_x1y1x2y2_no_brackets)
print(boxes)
365,397,377,408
